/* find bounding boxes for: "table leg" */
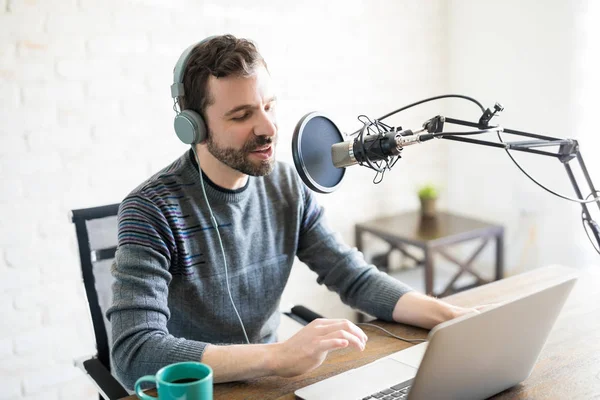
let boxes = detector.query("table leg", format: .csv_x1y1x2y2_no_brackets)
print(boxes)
424,248,434,295
495,233,504,280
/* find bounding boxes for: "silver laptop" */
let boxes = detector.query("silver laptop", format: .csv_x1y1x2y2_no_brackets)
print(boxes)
295,276,577,400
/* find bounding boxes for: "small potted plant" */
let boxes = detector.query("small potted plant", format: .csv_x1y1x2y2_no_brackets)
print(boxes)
418,184,439,218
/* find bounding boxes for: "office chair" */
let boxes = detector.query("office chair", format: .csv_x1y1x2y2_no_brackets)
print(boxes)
71,203,323,400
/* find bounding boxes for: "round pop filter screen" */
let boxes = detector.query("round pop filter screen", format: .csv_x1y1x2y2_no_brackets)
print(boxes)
292,112,345,193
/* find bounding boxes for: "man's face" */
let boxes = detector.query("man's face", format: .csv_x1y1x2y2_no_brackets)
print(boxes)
203,65,278,176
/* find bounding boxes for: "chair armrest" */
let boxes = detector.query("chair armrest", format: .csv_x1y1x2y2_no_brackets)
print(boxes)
284,305,324,326
74,356,129,400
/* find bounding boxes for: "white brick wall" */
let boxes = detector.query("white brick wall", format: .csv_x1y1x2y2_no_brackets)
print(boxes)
0,0,450,398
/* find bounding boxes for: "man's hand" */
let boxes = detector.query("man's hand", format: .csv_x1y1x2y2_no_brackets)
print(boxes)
392,291,498,329
271,318,368,377
201,318,368,383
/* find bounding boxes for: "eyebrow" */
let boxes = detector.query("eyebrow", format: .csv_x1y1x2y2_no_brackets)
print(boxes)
224,96,277,117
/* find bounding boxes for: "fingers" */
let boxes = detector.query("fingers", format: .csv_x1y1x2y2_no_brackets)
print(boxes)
321,329,365,352
313,319,368,344
317,338,349,353
277,319,368,378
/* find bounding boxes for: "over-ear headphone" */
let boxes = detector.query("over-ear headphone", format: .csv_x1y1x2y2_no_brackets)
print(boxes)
170,37,215,145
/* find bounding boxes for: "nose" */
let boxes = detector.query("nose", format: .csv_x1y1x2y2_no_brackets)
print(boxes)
255,108,277,138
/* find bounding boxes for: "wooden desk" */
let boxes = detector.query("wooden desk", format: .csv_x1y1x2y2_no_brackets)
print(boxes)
355,211,504,297
122,265,600,400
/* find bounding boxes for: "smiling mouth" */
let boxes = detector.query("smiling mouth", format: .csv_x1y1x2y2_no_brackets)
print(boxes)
251,145,272,153
249,145,274,159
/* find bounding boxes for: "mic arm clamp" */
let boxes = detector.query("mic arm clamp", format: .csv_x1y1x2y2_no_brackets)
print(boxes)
478,102,505,127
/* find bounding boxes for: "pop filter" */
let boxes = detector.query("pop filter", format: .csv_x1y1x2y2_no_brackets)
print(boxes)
292,112,346,193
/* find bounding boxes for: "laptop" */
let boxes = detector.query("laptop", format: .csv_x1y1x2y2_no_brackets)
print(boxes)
295,276,577,400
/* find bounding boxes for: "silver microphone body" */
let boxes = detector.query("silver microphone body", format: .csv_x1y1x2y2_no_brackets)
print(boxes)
331,129,431,168
331,141,356,168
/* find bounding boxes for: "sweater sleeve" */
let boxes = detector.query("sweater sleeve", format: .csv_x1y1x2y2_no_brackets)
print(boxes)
106,196,207,389
296,185,414,321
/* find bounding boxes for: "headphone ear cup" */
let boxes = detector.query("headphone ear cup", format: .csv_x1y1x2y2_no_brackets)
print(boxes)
174,110,207,144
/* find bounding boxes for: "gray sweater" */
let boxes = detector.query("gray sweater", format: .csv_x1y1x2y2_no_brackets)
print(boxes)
106,150,412,388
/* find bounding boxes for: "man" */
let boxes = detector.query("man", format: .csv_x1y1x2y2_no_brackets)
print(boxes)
107,34,480,389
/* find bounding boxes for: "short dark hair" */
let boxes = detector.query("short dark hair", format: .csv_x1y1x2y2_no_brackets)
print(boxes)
180,34,267,117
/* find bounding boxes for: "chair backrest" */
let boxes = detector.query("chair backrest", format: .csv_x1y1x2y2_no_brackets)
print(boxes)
71,203,120,371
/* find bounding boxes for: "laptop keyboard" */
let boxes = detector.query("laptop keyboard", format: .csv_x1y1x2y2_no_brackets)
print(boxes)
361,380,412,399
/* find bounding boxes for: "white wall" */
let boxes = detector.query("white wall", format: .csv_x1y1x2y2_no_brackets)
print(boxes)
0,1,449,398
445,0,599,274
574,0,600,262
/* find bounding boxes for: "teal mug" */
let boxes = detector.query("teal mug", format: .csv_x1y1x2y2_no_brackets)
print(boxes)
135,362,213,400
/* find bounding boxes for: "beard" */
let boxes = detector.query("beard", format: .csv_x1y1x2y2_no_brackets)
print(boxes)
206,132,276,176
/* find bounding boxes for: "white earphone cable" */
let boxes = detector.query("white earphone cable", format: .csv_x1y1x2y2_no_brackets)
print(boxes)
191,145,250,345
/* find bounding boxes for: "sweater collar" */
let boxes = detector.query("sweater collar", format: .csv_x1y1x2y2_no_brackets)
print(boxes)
185,149,252,203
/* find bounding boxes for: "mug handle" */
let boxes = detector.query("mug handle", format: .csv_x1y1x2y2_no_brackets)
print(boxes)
134,375,158,399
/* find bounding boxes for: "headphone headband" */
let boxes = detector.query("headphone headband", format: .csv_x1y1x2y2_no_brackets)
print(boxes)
170,36,217,100
170,42,199,99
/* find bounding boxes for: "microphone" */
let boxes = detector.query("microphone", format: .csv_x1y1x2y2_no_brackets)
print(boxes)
331,129,434,168
291,112,436,193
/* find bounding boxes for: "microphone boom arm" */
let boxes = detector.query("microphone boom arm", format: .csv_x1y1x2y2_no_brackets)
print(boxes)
431,115,600,253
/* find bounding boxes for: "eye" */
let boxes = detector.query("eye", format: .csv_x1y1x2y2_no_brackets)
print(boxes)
231,112,251,121
265,101,276,112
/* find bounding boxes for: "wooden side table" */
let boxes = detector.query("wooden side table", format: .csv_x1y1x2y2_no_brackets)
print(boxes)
355,210,504,297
